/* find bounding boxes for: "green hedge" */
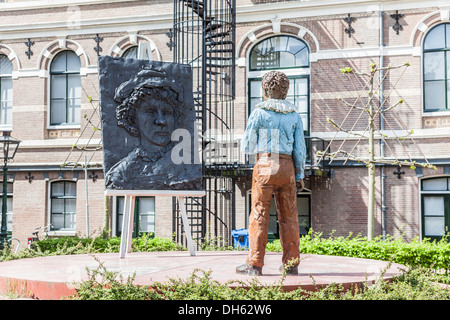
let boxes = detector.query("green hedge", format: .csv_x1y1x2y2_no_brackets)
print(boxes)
266,232,450,270
20,231,450,271
30,233,185,254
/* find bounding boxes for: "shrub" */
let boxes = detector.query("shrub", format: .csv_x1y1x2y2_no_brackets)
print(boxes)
69,256,163,300
29,233,185,255
68,258,450,300
267,231,450,272
4,230,450,299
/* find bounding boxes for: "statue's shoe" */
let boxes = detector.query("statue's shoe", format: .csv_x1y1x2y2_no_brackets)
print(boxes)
279,264,299,275
235,263,263,276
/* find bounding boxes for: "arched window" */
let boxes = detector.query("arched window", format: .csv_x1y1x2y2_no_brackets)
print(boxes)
423,23,450,112
246,35,312,240
421,177,450,241
50,51,81,126
122,43,153,60
248,35,310,135
50,181,76,231
0,55,13,127
122,46,138,59
249,35,309,71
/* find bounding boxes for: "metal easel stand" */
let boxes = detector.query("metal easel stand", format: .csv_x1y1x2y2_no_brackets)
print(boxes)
105,190,205,258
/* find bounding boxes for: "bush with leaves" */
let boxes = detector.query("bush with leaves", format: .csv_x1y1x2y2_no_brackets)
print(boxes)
68,258,450,300
267,230,450,272
29,233,184,255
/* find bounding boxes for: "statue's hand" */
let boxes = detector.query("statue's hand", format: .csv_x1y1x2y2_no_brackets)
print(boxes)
297,179,304,191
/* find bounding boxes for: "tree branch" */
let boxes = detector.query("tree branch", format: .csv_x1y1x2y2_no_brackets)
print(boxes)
337,97,367,111
317,150,437,170
327,118,369,139
381,98,404,113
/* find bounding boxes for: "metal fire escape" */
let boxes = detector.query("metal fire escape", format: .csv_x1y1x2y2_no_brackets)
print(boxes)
172,0,236,248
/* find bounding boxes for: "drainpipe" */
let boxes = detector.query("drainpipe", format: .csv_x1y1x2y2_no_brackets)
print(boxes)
379,7,387,240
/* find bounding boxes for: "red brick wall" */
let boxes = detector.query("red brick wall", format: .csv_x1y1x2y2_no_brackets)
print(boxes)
0,0,449,246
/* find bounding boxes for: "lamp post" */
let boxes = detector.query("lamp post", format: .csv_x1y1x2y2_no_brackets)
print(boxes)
0,131,20,250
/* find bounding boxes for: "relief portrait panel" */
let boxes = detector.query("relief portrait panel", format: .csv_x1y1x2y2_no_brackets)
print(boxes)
98,56,202,191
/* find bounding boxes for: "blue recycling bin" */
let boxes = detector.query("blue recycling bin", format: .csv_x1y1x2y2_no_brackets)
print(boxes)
231,228,249,250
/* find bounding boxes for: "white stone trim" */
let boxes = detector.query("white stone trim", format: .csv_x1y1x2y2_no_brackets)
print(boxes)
417,22,428,33
311,127,450,140
236,23,320,59
19,138,102,149
0,44,21,71
297,28,307,39
0,14,173,41
271,18,281,34
441,7,450,21
409,10,450,47
0,0,136,11
311,45,418,61
75,47,84,57
0,0,445,13
37,39,90,71
108,34,162,61
247,32,256,43
57,37,67,49
13,69,41,78
128,31,138,45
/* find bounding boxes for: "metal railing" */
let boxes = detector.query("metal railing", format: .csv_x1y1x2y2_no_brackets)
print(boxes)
218,136,332,177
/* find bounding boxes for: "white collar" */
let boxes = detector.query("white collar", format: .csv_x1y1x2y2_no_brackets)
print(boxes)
256,99,297,114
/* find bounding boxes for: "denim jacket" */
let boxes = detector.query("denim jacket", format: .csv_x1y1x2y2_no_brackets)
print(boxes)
241,99,306,181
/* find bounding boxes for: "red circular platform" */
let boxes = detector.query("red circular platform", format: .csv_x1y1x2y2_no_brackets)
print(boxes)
0,251,405,300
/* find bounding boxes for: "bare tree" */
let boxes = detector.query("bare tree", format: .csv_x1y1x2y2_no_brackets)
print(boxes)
317,62,436,240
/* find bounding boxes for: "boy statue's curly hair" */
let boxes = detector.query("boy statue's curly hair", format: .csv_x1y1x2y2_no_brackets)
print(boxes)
262,71,290,100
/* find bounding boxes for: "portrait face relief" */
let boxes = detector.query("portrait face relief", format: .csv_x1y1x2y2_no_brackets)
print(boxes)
137,97,176,148
98,56,203,191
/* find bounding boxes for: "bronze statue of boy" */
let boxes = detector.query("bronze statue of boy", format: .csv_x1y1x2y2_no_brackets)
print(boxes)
237,71,306,276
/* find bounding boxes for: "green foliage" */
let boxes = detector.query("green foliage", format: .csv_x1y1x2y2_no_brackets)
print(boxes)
4,231,450,300
340,67,354,74
68,258,450,300
69,256,162,300
0,234,184,263
30,233,184,254
267,230,450,272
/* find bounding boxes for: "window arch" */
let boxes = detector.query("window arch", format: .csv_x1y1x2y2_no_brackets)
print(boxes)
421,176,450,241
247,35,310,134
0,55,13,128
423,23,450,112
249,35,309,71
122,46,138,59
50,181,76,231
50,51,81,126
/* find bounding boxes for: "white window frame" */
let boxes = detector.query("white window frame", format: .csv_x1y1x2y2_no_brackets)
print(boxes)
112,196,156,237
245,188,312,237
47,50,82,129
47,180,77,237
0,182,13,234
0,55,13,131
419,175,450,241
421,23,450,115
246,34,311,132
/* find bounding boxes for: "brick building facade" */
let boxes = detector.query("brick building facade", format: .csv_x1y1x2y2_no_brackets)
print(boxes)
0,0,449,250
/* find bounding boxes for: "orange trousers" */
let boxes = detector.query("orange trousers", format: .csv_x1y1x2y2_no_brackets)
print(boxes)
247,153,300,268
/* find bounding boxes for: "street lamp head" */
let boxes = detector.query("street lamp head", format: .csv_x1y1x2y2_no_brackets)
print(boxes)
0,131,21,163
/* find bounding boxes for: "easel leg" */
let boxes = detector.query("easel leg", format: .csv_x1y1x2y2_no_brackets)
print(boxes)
119,195,131,259
127,196,136,254
178,196,196,256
